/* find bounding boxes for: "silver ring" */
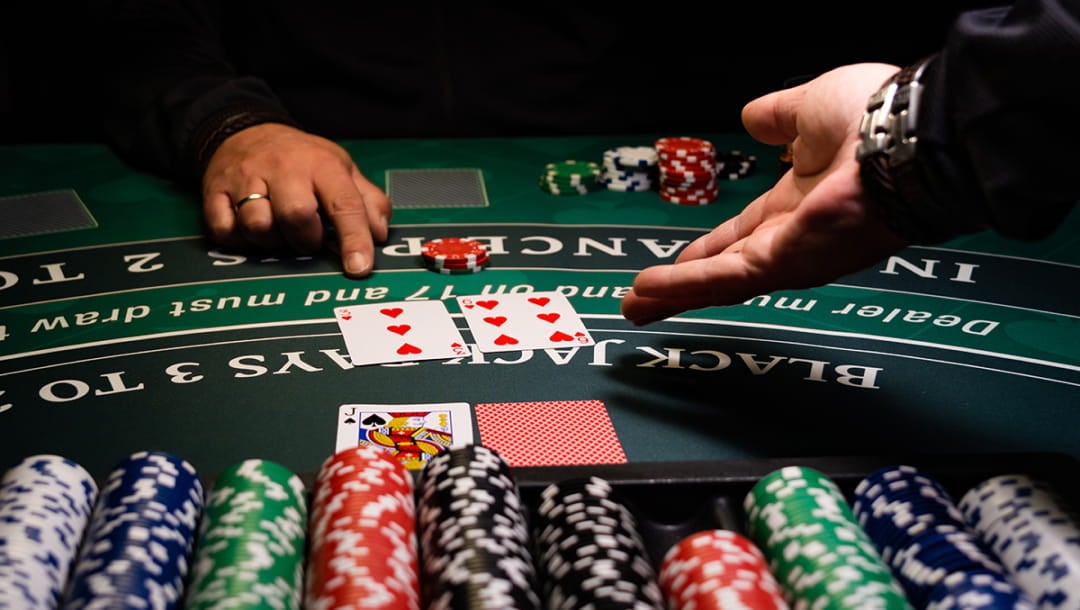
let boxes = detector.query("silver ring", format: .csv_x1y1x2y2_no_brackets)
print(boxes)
233,193,269,210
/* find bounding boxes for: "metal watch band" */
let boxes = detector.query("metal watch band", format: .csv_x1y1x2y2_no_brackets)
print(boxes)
855,55,955,244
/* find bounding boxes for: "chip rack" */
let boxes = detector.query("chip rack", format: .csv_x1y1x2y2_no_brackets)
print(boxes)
280,451,1080,570
8,451,1078,608
509,452,1080,570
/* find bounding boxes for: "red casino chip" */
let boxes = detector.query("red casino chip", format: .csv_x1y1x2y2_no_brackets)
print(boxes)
660,192,718,206
430,253,489,268
429,257,489,274
654,136,719,205
306,446,420,609
421,237,489,274
421,237,488,265
660,529,787,610
655,136,716,157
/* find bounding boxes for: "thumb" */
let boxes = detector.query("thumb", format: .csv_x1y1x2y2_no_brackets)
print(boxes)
741,81,811,146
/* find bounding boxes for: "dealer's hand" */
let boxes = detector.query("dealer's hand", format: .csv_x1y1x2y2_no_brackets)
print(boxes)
621,63,910,325
201,123,392,278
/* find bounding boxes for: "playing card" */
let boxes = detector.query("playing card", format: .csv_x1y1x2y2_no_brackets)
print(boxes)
456,291,594,353
334,300,470,366
335,402,475,470
473,399,626,467
0,189,97,239
385,168,489,209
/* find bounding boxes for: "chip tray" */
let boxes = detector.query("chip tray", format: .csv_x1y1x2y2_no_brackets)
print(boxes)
510,451,1080,567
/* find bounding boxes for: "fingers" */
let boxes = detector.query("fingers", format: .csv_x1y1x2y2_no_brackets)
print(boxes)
316,167,390,278
741,81,811,145
234,192,286,251
621,171,908,326
745,64,903,177
621,292,722,327
351,167,392,242
267,182,322,255
619,174,814,325
675,176,795,265
207,170,390,278
203,191,245,249
621,218,773,326
201,127,393,277
203,181,284,251
621,248,777,326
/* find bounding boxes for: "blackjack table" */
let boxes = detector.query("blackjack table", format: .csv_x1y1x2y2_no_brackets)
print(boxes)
1,135,1079,607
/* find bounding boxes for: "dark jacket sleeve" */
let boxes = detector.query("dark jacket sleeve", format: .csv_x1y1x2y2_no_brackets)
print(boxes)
917,0,1080,240
97,0,296,188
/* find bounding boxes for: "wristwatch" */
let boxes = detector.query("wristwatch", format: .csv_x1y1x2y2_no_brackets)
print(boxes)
855,55,953,244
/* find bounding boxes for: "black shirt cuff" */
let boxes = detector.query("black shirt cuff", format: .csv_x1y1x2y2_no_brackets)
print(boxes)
186,105,299,185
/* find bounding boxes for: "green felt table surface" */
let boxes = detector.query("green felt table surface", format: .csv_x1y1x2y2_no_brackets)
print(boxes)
1,135,1078,481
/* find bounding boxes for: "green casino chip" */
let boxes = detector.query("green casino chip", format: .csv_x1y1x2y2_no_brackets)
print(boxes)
185,459,308,610
539,159,602,196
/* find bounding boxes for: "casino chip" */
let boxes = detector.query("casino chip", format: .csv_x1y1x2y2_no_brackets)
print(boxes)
852,464,1028,610
660,529,788,610
0,455,97,610
715,149,758,180
532,476,665,610
421,237,489,274
599,146,659,192
539,160,602,196
415,444,541,609
185,459,308,610
744,465,911,609
305,446,420,609
654,136,719,205
958,473,1080,608
61,451,204,610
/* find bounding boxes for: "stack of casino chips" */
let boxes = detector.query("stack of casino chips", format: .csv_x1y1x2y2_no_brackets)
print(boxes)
852,465,1030,610
599,146,659,192
532,475,665,610
538,160,603,196
421,237,489,274
61,450,204,610
654,136,719,205
0,455,97,610
958,473,1080,607
415,444,540,609
184,459,308,610
743,465,912,609
658,529,789,610
304,445,420,610
716,149,758,180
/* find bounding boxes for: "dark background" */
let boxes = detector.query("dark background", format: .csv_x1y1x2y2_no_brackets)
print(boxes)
1,2,1004,146
2,3,104,143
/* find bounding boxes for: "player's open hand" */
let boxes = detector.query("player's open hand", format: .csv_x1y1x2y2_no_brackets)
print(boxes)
201,123,392,278
621,63,910,325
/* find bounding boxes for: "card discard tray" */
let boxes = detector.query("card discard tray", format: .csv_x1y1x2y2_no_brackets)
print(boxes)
508,452,1080,566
